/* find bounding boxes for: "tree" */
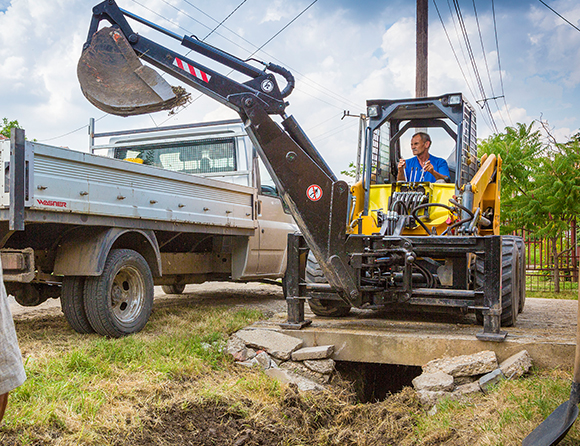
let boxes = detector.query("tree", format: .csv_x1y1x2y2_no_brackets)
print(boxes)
0,118,22,139
479,122,580,292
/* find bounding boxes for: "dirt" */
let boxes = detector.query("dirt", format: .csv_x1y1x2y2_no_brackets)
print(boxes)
5,283,578,446
115,385,424,446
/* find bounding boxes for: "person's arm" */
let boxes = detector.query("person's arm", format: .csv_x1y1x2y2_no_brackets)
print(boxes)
424,159,449,181
397,158,406,181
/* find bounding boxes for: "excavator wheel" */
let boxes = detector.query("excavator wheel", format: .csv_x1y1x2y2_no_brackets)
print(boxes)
475,236,521,327
305,251,351,317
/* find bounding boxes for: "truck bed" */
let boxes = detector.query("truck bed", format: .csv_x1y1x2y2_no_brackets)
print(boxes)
0,140,255,234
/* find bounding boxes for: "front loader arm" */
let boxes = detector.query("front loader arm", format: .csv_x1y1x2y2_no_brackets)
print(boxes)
467,153,502,235
79,0,360,304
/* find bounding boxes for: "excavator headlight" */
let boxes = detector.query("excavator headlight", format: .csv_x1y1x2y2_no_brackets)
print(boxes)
448,94,462,106
367,105,381,118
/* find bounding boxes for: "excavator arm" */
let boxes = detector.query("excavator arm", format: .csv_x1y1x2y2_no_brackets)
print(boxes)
78,0,360,305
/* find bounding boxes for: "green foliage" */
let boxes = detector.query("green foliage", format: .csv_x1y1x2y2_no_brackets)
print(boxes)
479,122,580,239
0,117,22,138
340,161,361,179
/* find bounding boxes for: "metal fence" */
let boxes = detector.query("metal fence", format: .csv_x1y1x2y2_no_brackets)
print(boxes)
513,221,578,293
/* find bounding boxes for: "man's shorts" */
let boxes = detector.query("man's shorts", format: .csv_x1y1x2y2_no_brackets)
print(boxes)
0,269,26,395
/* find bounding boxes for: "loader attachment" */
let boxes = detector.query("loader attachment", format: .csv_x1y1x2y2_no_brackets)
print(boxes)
77,26,190,116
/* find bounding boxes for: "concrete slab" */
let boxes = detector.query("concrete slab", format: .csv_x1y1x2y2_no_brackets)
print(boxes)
255,298,577,370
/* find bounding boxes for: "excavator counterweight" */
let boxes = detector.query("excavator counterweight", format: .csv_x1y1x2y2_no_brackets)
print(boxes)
78,26,189,116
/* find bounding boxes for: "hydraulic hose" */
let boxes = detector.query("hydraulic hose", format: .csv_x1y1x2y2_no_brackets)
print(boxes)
266,63,295,98
411,203,455,235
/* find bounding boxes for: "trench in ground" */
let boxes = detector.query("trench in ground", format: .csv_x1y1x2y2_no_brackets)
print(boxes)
335,361,423,403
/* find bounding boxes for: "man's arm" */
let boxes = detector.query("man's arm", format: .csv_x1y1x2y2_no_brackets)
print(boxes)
397,158,407,181
424,158,449,181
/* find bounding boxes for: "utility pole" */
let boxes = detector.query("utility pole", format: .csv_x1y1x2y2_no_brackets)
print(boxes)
416,0,428,98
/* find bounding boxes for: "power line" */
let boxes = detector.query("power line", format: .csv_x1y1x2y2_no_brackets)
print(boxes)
432,0,494,131
38,114,108,143
538,0,580,33
160,0,329,125
452,0,499,134
161,0,361,112
471,0,507,130
491,0,513,126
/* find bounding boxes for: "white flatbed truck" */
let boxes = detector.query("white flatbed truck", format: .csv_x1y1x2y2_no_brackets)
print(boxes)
0,119,296,337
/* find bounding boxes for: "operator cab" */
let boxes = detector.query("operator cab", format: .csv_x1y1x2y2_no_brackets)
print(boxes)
350,94,479,236
365,93,477,189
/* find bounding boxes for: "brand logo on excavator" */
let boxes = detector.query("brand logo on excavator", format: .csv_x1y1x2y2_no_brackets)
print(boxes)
173,58,212,83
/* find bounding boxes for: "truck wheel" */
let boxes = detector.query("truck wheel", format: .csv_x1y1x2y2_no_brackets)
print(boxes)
61,276,94,334
84,249,153,338
305,251,351,317
161,284,186,295
475,237,519,327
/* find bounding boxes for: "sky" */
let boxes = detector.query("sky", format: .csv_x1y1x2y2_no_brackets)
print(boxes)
0,0,579,178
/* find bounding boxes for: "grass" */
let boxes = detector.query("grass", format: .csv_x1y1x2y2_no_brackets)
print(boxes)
2,294,580,446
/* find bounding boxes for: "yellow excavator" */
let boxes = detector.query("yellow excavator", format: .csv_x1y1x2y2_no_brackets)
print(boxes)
77,0,525,341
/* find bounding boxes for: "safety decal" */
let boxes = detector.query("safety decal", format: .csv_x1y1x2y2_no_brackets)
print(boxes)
173,58,212,83
306,184,323,202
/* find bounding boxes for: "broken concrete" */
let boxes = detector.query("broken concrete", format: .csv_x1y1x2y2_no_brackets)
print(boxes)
499,349,533,379
412,371,454,392
265,368,324,392
280,361,331,384
452,381,481,396
235,329,303,360
291,345,334,361
479,369,505,393
303,358,335,375
423,351,498,377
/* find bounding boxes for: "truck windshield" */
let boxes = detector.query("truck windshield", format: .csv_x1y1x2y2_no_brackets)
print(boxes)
113,137,237,175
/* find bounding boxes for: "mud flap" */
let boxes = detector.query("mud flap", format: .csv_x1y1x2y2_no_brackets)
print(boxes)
77,26,190,116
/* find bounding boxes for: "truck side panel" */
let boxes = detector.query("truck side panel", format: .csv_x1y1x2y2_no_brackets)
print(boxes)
0,141,255,231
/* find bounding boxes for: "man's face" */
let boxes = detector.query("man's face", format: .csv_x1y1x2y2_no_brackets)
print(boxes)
411,135,430,157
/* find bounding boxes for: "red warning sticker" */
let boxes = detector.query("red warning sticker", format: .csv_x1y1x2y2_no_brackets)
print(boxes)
306,184,323,202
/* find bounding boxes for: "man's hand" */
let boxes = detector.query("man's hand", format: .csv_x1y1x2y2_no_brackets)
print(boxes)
397,158,406,181
424,160,434,174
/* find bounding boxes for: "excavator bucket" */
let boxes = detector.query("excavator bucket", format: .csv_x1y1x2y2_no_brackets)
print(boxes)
77,27,190,116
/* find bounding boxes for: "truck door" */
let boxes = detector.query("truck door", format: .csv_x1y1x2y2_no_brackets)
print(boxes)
255,159,296,275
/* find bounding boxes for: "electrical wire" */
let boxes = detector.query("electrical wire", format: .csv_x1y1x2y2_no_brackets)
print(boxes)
491,0,513,126
471,0,508,130
432,0,494,132
159,0,361,112
538,0,580,33
159,0,336,126
452,0,499,134
38,113,108,143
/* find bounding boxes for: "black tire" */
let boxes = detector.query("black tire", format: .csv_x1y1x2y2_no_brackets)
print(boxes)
61,276,94,334
161,284,186,295
84,249,154,338
305,251,351,317
475,237,519,327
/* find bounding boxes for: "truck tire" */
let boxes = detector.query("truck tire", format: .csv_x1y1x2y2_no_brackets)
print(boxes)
61,276,94,334
475,237,519,327
84,249,154,338
161,284,186,295
305,251,351,317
